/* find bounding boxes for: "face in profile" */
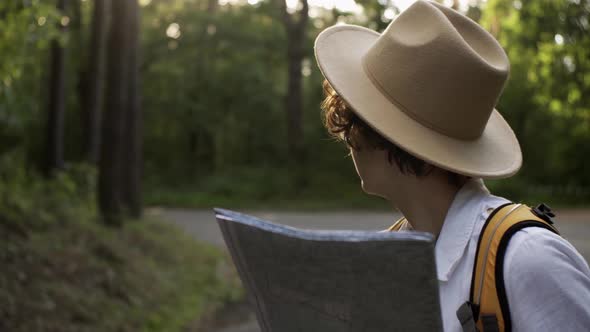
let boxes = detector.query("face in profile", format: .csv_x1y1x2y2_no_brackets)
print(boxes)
321,79,434,202
349,142,393,199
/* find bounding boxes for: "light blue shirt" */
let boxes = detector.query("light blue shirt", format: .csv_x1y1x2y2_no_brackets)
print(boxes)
436,179,590,331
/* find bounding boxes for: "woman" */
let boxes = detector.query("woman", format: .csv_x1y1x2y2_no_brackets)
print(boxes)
314,1,590,331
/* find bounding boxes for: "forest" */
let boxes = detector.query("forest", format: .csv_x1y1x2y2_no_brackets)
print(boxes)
2,0,590,219
1,0,589,330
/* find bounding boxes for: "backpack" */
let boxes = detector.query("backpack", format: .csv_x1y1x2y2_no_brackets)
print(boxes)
388,202,560,332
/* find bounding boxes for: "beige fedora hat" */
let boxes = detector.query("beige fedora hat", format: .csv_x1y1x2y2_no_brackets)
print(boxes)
314,0,521,179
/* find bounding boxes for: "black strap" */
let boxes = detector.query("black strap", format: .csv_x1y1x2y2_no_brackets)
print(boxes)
494,221,559,332
481,315,500,332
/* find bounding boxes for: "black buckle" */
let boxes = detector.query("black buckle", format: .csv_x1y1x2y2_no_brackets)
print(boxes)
532,203,555,224
456,301,479,332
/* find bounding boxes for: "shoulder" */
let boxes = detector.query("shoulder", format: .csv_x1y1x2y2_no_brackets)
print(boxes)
504,226,589,277
503,227,590,331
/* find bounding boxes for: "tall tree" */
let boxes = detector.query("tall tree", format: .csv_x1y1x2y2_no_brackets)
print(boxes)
99,0,131,225
122,0,142,218
277,0,308,161
82,0,109,163
45,0,69,175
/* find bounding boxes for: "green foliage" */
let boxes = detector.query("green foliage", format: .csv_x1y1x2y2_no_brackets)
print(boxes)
0,155,243,331
145,162,389,210
142,2,288,178
1,0,589,210
0,1,61,152
0,1,61,84
0,151,97,230
139,0,590,207
0,212,243,331
481,0,590,189
138,0,388,206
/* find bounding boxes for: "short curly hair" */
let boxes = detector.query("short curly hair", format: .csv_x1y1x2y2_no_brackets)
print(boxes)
321,79,459,180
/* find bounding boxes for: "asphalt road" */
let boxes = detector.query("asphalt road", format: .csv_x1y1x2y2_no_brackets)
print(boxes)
151,207,590,332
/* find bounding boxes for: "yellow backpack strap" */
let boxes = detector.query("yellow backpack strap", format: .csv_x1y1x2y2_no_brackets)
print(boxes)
463,203,559,332
387,217,409,232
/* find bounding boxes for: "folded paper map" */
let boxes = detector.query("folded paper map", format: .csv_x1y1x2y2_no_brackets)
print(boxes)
214,208,442,332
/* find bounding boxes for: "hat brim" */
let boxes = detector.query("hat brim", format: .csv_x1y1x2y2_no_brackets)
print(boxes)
314,25,522,179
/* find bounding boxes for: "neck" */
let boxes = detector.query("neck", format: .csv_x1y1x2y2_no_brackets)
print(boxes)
386,171,467,238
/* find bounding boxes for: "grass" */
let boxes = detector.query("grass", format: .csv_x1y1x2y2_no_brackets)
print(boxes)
0,158,246,332
0,216,244,332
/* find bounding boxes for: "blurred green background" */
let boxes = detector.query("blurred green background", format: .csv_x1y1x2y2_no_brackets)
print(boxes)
2,0,590,214
1,0,589,330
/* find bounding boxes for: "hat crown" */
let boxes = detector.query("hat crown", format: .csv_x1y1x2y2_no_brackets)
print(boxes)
362,0,509,140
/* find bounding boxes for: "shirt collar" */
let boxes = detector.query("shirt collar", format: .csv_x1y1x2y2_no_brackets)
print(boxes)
435,178,490,281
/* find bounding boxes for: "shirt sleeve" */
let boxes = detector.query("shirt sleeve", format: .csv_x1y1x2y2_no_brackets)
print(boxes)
504,227,590,332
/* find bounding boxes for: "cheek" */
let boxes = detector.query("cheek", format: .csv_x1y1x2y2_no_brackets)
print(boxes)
350,149,381,193
350,149,365,178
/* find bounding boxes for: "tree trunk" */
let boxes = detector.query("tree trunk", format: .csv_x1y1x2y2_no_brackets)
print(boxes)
285,25,304,160
82,0,109,163
207,0,218,13
45,0,68,176
99,0,131,226
122,0,142,218
279,0,308,161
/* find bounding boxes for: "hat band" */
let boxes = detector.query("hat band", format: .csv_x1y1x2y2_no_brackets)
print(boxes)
361,53,475,141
